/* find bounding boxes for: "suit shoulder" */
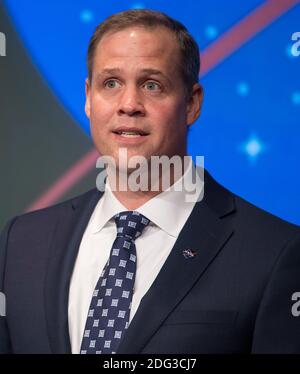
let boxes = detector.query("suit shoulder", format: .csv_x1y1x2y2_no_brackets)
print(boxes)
205,170,300,242
5,188,101,233
230,192,300,251
235,193,299,231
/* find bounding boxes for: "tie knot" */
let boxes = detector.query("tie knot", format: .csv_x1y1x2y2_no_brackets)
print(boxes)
114,211,150,241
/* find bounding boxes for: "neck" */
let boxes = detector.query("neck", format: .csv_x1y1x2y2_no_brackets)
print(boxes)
106,159,189,210
111,189,160,210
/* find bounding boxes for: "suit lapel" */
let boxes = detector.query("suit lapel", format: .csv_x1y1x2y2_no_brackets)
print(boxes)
118,172,236,353
44,189,102,353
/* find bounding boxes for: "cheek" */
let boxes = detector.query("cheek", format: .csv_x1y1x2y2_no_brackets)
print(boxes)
152,103,187,133
90,103,112,130
90,92,114,118
89,109,109,146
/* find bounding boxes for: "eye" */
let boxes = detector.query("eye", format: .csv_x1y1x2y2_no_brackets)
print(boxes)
144,81,161,91
104,79,121,89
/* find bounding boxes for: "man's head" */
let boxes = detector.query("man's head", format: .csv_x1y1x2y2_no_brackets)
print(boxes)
85,9,203,166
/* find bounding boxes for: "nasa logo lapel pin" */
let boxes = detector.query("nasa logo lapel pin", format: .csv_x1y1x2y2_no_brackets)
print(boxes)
182,249,197,259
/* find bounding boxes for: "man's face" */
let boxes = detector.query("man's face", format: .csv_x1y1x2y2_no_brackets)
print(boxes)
85,26,203,167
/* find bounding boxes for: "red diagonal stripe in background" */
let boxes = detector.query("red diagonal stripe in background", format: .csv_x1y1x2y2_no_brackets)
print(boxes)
200,0,300,76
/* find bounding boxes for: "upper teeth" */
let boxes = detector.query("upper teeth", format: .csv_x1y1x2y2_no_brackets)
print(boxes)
119,131,141,135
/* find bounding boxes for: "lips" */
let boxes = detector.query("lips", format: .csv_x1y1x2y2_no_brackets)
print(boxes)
112,127,149,136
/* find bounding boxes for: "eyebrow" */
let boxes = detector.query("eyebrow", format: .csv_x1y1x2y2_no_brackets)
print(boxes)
139,68,167,77
96,68,169,80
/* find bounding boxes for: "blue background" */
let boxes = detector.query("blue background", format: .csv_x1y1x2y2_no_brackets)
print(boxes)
3,0,300,224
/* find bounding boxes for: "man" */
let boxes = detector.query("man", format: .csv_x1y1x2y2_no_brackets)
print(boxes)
1,9,300,354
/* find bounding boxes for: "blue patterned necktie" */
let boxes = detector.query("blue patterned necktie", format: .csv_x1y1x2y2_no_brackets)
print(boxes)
80,211,150,354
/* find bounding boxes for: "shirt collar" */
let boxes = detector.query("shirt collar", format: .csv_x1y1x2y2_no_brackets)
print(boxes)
90,181,127,234
90,159,204,238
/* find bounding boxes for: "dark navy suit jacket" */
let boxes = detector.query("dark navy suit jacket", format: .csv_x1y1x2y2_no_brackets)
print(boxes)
1,172,300,354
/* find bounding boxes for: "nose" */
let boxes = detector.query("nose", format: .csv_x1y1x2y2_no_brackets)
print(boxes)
118,85,145,117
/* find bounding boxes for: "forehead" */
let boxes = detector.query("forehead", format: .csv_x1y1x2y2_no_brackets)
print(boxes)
94,26,181,72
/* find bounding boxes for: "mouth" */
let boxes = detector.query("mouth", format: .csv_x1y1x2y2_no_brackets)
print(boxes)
112,127,149,138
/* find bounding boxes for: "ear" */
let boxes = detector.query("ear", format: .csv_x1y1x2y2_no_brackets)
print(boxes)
186,83,204,126
85,78,91,119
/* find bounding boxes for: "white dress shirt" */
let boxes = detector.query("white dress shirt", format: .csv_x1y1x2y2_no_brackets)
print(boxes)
68,161,204,353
